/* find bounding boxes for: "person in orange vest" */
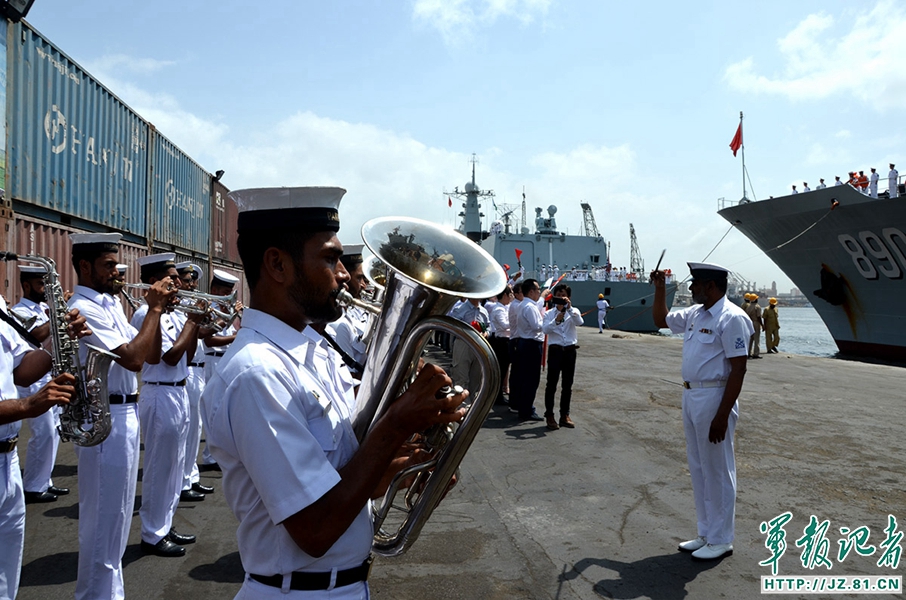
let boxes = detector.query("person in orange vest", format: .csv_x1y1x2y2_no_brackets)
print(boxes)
857,170,869,194
847,172,857,187
763,298,780,353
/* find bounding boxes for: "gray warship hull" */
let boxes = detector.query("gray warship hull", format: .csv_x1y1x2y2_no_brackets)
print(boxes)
719,185,906,360
480,232,677,333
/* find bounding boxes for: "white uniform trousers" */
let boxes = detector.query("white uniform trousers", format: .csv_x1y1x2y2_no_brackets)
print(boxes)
74,403,140,600
682,387,737,545
201,355,224,465
0,450,25,600
22,407,61,493
182,366,205,490
139,385,189,544
597,310,606,331
451,338,482,398
236,578,369,600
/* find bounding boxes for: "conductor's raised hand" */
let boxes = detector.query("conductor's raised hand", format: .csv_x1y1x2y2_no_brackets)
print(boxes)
384,363,468,437
650,270,666,287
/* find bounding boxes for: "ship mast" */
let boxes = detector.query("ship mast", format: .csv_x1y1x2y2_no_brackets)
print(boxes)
739,111,748,202
629,223,645,279
446,154,494,242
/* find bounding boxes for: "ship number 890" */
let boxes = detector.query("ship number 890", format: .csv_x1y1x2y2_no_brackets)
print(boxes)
838,229,906,280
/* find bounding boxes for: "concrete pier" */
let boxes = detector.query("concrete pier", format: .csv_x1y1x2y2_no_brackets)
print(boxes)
16,328,906,599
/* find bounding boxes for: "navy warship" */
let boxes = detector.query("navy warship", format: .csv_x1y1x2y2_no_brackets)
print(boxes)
450,162,677,332
719,183,906,360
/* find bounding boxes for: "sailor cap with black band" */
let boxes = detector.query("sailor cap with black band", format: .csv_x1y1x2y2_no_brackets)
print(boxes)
687,261,730,281
70,232,122,254
340,243,365,269
229,187,345,233
18,264,48,279
175,261,203,280
212,269,239,289
116,263,128,275
136,253,177,279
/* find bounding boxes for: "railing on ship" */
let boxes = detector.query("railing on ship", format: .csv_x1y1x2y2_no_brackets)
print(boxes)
718,177,905,210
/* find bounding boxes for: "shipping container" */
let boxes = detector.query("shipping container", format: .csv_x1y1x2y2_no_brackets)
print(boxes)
4,213,147,305
211,179,240,264
148,132,210,254
5,21,150,236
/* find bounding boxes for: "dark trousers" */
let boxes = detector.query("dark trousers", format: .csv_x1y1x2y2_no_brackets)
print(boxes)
511,338,543,417
544,344,576,417
489,335,511,402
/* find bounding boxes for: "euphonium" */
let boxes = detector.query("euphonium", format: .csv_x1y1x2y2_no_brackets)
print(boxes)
12,254,118,446
350,216,506,557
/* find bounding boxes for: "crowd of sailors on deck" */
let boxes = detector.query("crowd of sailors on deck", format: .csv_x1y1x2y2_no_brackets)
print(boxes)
790,163,900,199
536,264,675,283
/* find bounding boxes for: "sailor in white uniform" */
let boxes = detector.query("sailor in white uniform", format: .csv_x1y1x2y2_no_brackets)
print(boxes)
12,265,68,503
889,164,899,197
652,262,753,561
869,168,880,198
175,262,214,501
131,253,202,557
326,244,370,377
67,233,176,597
202,186,466,598
595,293,610,333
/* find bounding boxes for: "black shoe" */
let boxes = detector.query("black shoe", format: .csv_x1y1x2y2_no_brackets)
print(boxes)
520,411,544,422
141,538,186,557
198,462,221,472
47,485,70,496
192,482,214,494
179,489,205,502
167,527,196,545
24,491,57,504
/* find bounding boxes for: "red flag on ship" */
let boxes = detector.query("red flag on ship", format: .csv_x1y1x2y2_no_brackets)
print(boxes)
448,196,452,207
729,124,742,157
514,249,523,261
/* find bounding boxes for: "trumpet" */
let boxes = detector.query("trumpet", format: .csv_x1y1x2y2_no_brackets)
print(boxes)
123,284,240,332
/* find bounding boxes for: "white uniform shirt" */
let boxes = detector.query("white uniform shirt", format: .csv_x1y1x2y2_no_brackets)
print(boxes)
450,301,489,330
513,300,544,342
68,285,139,396
489,303,510,338
835,179,844,186
507,298,523,336
1,296,33,441
890,169,899,194
325,306,370,368
201,309,371,576
596,299,610,313
541,305,583,346
131,305,188,383
12,298,51,397
664,295,754,383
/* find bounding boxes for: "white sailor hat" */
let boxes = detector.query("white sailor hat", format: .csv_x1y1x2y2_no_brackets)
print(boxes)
687,261,730,281
229,187,345,233
340,243,365,267
116,264,128,275
137,253,177,278
18,264,47,276
211,269,239,288
175,261,203,279
69,232,122,252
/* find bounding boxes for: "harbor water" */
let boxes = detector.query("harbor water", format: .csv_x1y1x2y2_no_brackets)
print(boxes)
663,305,837,358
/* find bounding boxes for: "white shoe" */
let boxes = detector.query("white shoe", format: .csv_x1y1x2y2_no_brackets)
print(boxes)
678,536,707,552
691,543,733,560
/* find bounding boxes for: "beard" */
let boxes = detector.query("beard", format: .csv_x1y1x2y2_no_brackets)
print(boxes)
27,289,46,303
91,267,118,296
287,261,343,324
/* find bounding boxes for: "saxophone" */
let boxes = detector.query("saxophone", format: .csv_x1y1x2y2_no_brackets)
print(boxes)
10,254,118,446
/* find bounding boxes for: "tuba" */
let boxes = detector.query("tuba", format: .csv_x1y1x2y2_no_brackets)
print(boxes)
350,216,506,557
3,253,118,446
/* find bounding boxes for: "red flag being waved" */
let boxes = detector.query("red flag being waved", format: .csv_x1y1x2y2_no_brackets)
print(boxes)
729,124,742,157
448,196,452,207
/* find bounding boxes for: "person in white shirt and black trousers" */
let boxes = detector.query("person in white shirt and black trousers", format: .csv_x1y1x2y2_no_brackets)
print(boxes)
541,284,583,430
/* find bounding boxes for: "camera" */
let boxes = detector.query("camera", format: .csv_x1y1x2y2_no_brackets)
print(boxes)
550,297,567,306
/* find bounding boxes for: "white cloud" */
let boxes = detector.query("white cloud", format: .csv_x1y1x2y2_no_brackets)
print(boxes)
412,0,551,45
724,0,906,110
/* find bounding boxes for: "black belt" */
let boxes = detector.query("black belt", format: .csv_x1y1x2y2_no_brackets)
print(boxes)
249,557,372,591
205,352,225,357
109,394,139,404
0,437,18,453
188,362,205,368
549,344,577,350
143,379,187,387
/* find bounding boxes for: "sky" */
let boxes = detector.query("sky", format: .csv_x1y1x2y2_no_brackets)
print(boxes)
21,0,906,293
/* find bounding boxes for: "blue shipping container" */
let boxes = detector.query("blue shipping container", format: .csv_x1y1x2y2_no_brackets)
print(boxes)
149,131,210,254
5,21,149,236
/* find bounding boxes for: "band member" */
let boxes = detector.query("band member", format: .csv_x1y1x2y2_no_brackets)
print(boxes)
201,187,466,598
130,253,202,556
199,268,240,471
13,265,68,503
175,262,214,501
326,244,370,377
2,289,86,600
67,233,175,598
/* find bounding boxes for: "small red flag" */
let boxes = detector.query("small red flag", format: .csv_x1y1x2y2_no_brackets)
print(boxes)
448,196,452,207
514,248,523,261
729,124,742,157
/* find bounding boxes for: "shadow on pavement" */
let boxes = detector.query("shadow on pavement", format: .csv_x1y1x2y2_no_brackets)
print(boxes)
187,551,244,584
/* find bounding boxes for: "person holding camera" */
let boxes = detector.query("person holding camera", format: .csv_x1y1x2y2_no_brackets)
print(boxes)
541,284,583,430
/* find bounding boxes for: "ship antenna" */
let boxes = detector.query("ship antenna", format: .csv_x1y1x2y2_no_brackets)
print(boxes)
739,111,748,202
